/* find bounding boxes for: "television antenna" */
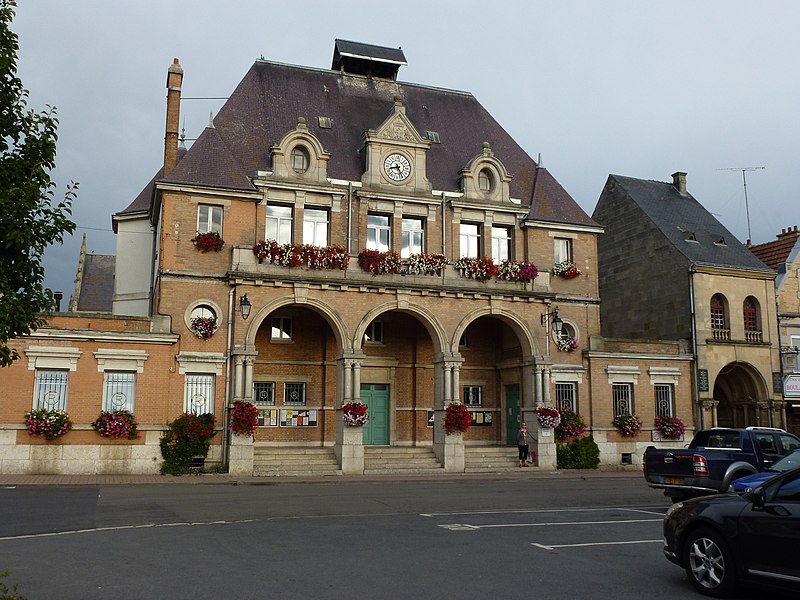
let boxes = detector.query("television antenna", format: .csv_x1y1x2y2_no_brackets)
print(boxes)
717,166,765,243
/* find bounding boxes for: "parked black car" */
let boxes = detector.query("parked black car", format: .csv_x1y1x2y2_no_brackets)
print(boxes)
663,465,800,597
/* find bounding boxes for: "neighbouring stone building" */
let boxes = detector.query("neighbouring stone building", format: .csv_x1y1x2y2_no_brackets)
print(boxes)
749,226,800,435
592,172,784,431
0,41,695,475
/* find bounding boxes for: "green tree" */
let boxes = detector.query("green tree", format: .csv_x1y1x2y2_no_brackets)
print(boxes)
0,0,77,367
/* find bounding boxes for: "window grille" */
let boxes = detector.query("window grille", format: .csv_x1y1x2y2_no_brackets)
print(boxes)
254,382,275,405
185,374,214,414
654,384,673,418
555,382,576,412
284,383,306,405
34,370,68,411
103,371,136,412
463,386,482,406
612,383,633,417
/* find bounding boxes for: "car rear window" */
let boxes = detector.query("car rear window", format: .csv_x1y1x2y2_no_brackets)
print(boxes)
693,431,741,449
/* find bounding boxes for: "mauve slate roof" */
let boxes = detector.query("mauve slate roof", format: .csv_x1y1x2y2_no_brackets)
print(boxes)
609,175,772,271
748,230,800,270
154,59,595,227
77,254,115,312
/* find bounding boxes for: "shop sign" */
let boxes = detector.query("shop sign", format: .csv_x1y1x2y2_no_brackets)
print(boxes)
785,375,800,398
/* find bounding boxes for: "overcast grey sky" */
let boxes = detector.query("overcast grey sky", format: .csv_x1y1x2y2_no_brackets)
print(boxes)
14,0,800,301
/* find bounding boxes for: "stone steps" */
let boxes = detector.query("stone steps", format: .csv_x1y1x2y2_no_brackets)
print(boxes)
465,446,536,473
252,447,340,477
363,446,443,475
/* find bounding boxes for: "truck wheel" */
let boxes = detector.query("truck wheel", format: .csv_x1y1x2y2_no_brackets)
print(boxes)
683,527,737,597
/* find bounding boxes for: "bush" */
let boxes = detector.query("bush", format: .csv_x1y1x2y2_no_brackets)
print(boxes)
557,435,600,469
159,413,216,475
0,570,26,600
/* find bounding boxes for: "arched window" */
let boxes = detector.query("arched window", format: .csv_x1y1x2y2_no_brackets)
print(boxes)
478,169,494,193
743,296,762,342
710,294,729,340
290,146,310,173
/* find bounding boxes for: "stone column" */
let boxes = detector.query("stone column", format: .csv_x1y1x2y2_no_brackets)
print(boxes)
234,356,244,400
335,354,364,474
531,360,557,471
432,353,465,472
243,356,254,402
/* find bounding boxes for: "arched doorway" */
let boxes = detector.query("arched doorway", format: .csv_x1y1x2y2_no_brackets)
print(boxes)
713,361,770,427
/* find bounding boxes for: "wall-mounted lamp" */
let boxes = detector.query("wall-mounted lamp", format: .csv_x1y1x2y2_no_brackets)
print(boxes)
540,305,562,355
239,294,252,320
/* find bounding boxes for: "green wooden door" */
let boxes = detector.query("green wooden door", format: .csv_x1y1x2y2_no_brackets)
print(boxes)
361,384,390,445
505,384,520,445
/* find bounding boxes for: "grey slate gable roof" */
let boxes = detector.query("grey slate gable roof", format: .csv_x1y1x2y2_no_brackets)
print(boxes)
608,174,771,271
155,58,596,228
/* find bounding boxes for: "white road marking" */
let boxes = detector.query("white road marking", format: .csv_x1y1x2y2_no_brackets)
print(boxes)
438,523,480,531
0,519,255,541
420,506,664,518
532,539,663,550
436,518,661,530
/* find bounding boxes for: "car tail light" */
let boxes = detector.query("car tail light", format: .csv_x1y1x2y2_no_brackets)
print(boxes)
693,454,708,476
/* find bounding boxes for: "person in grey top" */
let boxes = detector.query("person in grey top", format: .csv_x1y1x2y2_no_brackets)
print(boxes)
517,422,533,467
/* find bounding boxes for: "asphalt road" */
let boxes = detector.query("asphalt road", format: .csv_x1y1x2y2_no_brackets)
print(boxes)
0,474,785,599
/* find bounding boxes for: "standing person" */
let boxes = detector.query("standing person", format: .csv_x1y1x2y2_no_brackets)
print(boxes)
517,422,532,467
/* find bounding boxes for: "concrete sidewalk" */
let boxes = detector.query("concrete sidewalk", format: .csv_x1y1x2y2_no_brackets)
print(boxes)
0,468,642,486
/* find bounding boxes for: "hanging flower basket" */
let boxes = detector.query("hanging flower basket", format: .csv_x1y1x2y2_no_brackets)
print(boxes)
612,414,642,437
190,316,217,339
91,410,138,439
252,240,348,270
453,256,498,281
552,260,581,279
534,406,562,428
654,416,685,440
230,400,259,436
24,409,73,441
341,402,369,426
556,336,579,352
496,260,539,282
443,402,472,434
357,249,403,275
192,231,224,252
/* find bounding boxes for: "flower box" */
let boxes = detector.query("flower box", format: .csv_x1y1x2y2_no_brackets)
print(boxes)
192,231,224,252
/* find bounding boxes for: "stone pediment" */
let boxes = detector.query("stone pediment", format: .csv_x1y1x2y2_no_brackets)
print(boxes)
375,112,425,144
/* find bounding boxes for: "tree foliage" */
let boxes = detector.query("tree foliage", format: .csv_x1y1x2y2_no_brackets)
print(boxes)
0,0,77,367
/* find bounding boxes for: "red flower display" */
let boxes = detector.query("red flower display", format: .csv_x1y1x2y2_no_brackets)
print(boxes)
192,231,225,252
444,402,472,434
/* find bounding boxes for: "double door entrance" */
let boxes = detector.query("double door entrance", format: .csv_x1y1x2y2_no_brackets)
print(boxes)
360,384,389,445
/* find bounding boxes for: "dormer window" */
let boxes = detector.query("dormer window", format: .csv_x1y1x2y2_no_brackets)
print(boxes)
291,146,310,173
478,169,494,193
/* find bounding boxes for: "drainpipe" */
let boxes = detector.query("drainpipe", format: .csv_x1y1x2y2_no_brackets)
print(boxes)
222,285,235,469
689,266,704,429
347,182,353,254
441,192,446,255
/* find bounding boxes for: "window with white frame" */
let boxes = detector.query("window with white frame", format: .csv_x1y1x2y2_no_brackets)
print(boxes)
303,208,329,247
367,214,391,252
491,227,511,262
253,381,275,405
197,204,223,235
284,382,306,405
792,335,800,351
364,321,384,344
612,383,633,417
185,373,214,414
271,316,292,341
478,169,494,193
459,223,481,258
554,238,573,264
654,384,674,418
555,382,577,412
34,369,69,411
401,217,424,258
463,386,482,407
266,205,293,244
103,371,136,412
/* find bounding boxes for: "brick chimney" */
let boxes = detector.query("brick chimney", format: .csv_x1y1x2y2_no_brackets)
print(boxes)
671,171,687,196
164,58,183,177
777,225,800,239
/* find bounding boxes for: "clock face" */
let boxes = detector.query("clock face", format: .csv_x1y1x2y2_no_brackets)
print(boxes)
383,153,412,181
